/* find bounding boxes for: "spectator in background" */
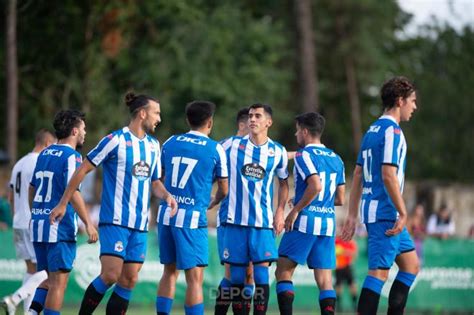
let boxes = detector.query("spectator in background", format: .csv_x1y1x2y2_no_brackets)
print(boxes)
426,204,455,239
467,224,474,239
0,187,12,230
335,232,358,312
408,204,426,264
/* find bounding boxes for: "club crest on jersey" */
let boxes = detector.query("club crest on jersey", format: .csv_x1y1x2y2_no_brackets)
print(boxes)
241,163,266,182
114,241,124,252
223,248,230,259
268,148,275,157
132,161,151,181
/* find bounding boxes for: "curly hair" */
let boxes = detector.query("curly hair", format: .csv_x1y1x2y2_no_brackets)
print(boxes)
381,76,416,110
53,109,85,140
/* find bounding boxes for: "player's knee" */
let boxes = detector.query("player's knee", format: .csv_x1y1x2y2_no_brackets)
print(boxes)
121,273,139,288
101,270,120,285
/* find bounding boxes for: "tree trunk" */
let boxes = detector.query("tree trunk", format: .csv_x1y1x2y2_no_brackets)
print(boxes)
6,0,18,164
335,8,362,154
293,0,319,112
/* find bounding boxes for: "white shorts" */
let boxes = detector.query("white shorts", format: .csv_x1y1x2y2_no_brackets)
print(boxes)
14,228,36,263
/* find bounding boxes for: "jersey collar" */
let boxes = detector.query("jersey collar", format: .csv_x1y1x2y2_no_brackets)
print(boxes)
187,130,209,138
305,143,325,148
380,115,398,124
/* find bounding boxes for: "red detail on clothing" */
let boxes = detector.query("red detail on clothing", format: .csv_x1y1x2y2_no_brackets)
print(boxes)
335,237,357,269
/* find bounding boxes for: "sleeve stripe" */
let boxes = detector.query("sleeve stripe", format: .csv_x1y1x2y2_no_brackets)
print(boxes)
302,151,318,174
216,143,229,178
383,126,394,163
294,156,307,180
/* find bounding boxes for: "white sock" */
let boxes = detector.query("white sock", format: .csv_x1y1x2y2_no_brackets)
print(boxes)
10,271,48,306
23,273,35,312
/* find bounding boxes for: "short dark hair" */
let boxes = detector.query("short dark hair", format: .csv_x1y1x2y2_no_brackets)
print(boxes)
295,112,325,137
35,129,55,145
236,107,249,124
125,92,159,117
185,101,216,128
53,110,85,140
249,103,273,117
381,76,416,110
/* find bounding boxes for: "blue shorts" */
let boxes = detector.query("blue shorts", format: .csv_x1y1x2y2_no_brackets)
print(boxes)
366,221,415,270
34,242,76,272
158,225,208,270
278,230,335,269
222,225,277,265
99,224,147,263
217,225,226,263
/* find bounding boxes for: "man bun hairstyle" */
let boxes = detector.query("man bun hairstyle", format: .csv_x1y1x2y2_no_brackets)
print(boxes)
53,109,85,140
185,101,216,128
381,76,416,110
295,112,325,137
125,91,159,116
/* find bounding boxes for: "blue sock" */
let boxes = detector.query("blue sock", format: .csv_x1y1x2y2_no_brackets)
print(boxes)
92,275,111,294
43,309,60,315
184,303,204,315
319,289,337,300
156,296,173,314
243,284,255,298
220,277,232,289
32,287,48,306
113,285,132,301
395,271,416,287
362,275,385,294
276,281,294,294
253,265,269,284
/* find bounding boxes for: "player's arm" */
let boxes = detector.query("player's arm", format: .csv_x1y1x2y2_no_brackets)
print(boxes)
284,175,321,232
382,164,407,236
28,185,35,211
8,187,14,216
151,180,177,217
51,159,95,219
273,177,289,235
69,190,98,243
208,178,228,210
341,165,363,241
335,184,345,206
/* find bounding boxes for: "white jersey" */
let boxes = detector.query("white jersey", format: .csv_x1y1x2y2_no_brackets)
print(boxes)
9,152,39,229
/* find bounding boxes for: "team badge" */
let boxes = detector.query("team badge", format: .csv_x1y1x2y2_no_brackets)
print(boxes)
223,248,230,259
268,148,275,157
132,160,151,181
241,163,266,182
114,241,124,252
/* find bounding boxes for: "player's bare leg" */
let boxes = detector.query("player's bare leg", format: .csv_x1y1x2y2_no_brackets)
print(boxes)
184,266,205,314
388,250,419,315
43,270,69,313
105,262,143,314
78,255,122,314
314,269,336,315
275,257,297,315
157,263,179,315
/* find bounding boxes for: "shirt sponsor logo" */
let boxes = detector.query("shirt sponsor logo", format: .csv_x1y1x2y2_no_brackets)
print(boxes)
31,208,52,215
368,125,381,133
307,206,335,214
241,163,266,182
132,161,151,181
362,187,373,194
42,148,63,157
312,149,336,157
172,194,195,205
176,135,207,146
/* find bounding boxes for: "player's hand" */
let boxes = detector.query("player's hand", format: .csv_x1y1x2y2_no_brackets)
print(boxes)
85,224,98,244
207,196,217,210
287,197,294,209
385,213,407,236
340,216,357,241
166,194,178,217
273,210,284,235
49,204,66,225
284,209,299,232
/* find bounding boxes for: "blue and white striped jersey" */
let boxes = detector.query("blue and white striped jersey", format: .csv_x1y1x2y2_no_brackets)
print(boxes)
157,131,228,229
30,144,81,242
292,144,345,236
357,115,407,223
87,127,161,231
219,136,288,229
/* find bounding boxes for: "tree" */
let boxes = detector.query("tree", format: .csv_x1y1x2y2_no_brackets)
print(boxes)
6,0,18,164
